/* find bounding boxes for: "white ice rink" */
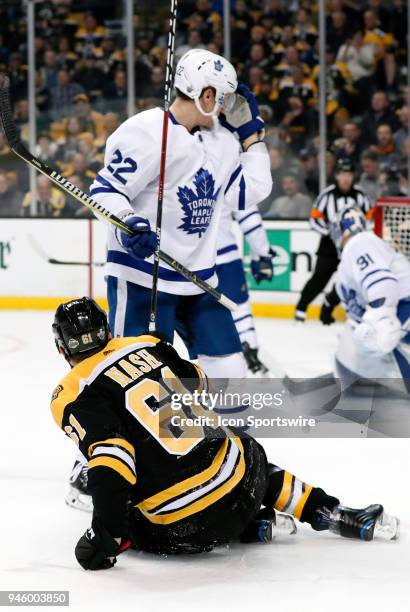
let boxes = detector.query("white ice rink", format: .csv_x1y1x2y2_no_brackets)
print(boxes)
0,311,408,612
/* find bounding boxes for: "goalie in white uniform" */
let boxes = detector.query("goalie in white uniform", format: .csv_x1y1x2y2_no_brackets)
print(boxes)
330,206,410,388
89,49,272,379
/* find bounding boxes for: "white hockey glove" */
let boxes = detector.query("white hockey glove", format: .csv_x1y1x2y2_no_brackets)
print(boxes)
353,306,402,355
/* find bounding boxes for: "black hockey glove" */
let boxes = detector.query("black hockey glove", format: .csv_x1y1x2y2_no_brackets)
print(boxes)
75,517,131,570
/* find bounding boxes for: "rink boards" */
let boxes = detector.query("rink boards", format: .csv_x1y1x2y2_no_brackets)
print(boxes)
0,218,343,318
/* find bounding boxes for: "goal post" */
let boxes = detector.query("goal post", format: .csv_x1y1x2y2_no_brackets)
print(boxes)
374,197,410,258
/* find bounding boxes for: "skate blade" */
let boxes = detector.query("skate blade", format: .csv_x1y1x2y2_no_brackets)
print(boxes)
374,511,400,541
65,486,93,513
272,513,297,538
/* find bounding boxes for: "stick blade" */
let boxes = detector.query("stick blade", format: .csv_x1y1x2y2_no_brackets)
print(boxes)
0,74,20,147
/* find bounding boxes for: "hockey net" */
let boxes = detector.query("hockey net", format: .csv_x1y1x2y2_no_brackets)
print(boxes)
374,198,410,259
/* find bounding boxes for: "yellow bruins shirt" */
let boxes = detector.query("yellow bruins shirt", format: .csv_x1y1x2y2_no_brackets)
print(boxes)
51,336,245,535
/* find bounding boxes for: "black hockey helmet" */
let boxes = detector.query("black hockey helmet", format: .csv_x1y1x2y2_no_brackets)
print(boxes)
335,157,355,174
52,297,110,358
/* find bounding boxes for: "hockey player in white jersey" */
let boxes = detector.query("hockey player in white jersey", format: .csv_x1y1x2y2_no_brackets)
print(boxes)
330,206,410,386
216,203,275,374
89,49,272,379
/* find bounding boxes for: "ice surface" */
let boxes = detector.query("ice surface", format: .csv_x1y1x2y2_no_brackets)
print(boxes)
0,312,408,612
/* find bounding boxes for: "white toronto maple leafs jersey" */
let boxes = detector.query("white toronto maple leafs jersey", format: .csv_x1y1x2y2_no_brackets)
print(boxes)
216,204,270,265
90,108,272,294
336,231,410,322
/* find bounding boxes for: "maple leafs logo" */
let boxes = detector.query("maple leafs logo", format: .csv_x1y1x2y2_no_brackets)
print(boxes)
177,168,221,238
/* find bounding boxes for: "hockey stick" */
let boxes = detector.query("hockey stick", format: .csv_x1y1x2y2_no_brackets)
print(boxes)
28,234,104,267
0,78,236,312
149,0,178,333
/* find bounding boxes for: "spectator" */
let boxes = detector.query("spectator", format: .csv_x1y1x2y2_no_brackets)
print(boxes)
336,31,376,108
35,133,58,164
332,121,365,164
74,54,105,100
50,70,84,120
22,175,66,217
280,95,313,153
102,69,127,114
358,149,381,203
264,174,312,219
327,11,350,54
362,9,396,89
0,171,22,217
8,52,27,100
39,50,59,91
64,152,97,191
360,90,400,145
71,94,104,139
75,12,107,57
393,105,409,154
373,123,400,168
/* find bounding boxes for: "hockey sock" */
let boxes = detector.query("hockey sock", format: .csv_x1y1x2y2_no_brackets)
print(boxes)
233,300,258,349
264,464,340,528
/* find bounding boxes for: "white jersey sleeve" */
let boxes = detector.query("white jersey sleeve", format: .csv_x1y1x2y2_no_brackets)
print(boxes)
223,142,272,212
235,205,269,257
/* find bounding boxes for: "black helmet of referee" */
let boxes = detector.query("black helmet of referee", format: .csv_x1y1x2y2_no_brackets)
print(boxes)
335,158,355,174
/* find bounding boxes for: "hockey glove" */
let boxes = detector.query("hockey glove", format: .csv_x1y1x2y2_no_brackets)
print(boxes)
75,517,131,570
251,248,275,284
219,83,265,142
353,306,402,355
116,215,157,260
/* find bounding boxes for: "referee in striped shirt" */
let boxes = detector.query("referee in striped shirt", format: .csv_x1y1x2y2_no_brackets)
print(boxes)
295,158,373,323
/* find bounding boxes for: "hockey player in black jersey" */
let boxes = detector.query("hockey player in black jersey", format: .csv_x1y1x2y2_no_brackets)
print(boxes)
51,298,399,570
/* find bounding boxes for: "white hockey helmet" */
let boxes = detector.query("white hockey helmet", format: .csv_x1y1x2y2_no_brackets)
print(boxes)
174,49,238,118
330,205,367,254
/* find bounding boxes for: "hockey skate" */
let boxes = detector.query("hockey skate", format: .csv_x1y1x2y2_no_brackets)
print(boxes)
66,459,93,513
240,508,297,544
316,503,399,541
242,342,269,376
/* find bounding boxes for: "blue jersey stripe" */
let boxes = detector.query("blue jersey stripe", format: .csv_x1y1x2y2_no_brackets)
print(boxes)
234,314,253,324
244,223,262,236
360,268,390,286
217,244,238,256
224,165,242,195
365,276,398,291
238,210,259,224
90,174,130,201
107,250,215,282
239,176,246,210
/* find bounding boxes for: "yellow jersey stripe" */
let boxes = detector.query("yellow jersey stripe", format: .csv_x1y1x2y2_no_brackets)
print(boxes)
88,456,137,485
138,438,246,525
88,437,135,459
139,438,230,512
275,471,294,512
293,484,313,520
51,335,160,427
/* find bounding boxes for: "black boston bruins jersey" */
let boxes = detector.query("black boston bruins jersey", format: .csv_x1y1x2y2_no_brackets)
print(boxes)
51,335,245,535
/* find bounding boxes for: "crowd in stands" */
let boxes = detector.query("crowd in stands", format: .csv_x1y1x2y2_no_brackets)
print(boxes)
0,0,410,218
